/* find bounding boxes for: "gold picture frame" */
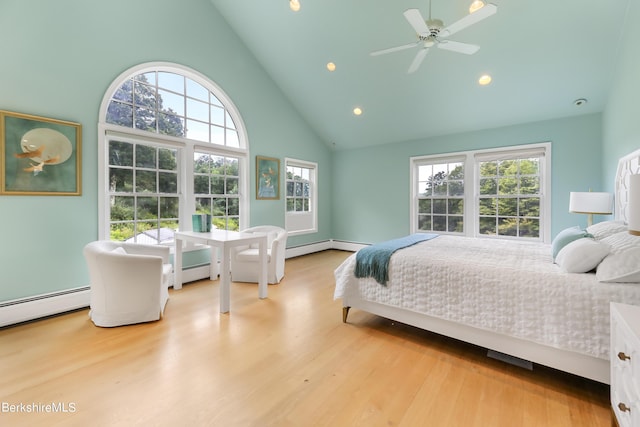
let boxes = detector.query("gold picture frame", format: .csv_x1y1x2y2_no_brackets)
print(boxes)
0,110,82,195
256,155,280,200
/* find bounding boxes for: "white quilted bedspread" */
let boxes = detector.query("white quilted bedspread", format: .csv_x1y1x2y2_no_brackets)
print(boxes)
334,235,640,360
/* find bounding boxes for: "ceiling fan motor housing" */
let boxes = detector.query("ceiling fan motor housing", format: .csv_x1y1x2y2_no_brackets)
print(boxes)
426,19,443,37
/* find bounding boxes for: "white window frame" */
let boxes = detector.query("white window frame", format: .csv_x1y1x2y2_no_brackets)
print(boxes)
97,62,249,244
410,142,551,243
412,154,467,234
284,157,318,236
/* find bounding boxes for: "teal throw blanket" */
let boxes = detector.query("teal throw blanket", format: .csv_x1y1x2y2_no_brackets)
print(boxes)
354,233,438,285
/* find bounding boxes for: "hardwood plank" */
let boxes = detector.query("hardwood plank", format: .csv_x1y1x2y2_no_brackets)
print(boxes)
0,250,610,426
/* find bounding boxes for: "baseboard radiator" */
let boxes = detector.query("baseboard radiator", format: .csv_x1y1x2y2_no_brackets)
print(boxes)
1,239,360,327
0,287,91,328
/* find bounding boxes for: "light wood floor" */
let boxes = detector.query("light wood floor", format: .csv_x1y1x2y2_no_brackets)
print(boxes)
0,250,610,426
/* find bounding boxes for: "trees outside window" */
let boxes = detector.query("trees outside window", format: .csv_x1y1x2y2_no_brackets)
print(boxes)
194,153,240,231
416,160,465,233
108,140,179,243
99,63,248,243
411,143,551,242
478,157,541,238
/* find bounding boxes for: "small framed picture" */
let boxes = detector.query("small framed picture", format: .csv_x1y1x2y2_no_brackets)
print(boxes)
256,155,280,200
0,110,82,195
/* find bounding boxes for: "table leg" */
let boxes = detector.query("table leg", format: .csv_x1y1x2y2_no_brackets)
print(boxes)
220,244,231,313
258,236,268,299
174,237,183,290
209,246,219,281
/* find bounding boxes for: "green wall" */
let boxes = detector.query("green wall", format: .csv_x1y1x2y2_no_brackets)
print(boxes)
1,0,638,304
0,0,331,302
603,0,640,188
331,114,604,244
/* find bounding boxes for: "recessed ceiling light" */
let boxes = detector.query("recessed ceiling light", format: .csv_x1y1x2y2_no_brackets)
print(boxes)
327,62,336,72
574,98,588,106
353,107,363,116
469,0,485,14
478,74,492,85
289,0,300,12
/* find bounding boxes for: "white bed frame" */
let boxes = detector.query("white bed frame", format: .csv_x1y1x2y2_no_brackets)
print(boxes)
342,148,640,385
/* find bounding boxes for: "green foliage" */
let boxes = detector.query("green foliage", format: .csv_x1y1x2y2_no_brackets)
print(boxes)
110,200,134,221
419,157,541,238
106,74,185,137
106,73,242,242
478,158,540,238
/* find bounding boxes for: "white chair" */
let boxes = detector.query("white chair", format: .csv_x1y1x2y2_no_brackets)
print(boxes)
230,226,287,284
83,241,172,327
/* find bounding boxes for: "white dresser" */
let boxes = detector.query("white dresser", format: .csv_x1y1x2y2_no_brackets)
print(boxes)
611,302,640,427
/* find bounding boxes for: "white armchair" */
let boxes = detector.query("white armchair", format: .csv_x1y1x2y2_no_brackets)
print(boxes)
230,226,287,284
83,241,172,327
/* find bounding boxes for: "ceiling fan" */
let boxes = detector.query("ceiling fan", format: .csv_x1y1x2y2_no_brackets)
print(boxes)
370,2,497,73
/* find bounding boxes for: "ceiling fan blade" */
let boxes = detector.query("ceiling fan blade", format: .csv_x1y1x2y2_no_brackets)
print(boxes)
370,41,420,56
436,40,480,55
439,3,497,38
403,8,430,37
407,48,429,74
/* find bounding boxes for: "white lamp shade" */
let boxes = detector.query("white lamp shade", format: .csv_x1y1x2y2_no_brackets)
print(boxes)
629,174,640,235
569,192,613,215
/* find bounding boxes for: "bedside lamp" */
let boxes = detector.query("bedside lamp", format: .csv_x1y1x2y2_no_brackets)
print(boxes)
569,191,613,227
629,174,640,236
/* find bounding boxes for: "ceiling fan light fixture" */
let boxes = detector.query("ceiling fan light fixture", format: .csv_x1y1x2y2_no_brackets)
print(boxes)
469,0,486,14
370,5,497,74
289,0,301,12
478,74,492,85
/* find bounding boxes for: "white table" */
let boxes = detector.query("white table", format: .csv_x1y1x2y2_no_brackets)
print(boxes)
174,230,268,313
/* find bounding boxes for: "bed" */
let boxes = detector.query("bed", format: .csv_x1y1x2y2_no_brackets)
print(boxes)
334,150,640,384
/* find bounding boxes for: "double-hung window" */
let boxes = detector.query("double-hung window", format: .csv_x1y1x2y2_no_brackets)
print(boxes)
99,63,249,244
411,143,551,242
476,150,544,239
107,138,180,244
194,153,241,231
285,158,317,235
414,156,466,233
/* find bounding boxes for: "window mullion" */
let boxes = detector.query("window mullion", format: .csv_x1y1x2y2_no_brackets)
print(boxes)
182,144,194,231
466,154,477,238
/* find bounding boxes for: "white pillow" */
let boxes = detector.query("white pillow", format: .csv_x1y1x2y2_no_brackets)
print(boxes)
555,238,610,273
551,226,589,260
586,220,627,240
601,231,640,254
596,248,640,283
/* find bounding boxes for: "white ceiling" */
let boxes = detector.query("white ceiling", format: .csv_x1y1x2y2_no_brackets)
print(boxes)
211,0,631,150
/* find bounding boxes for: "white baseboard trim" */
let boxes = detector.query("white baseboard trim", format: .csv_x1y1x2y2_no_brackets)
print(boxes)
330,240,367,252
1,240,363,327
0,288,90,328
285,240,335,258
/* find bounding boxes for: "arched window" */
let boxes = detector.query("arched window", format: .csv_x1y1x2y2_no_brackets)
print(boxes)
98,63,249,244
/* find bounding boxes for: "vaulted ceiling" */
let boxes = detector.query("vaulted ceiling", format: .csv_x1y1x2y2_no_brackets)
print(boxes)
211,0,631,150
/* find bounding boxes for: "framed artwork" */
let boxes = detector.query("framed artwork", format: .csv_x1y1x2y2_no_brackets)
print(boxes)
256,155,280,200
0,111,82,196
